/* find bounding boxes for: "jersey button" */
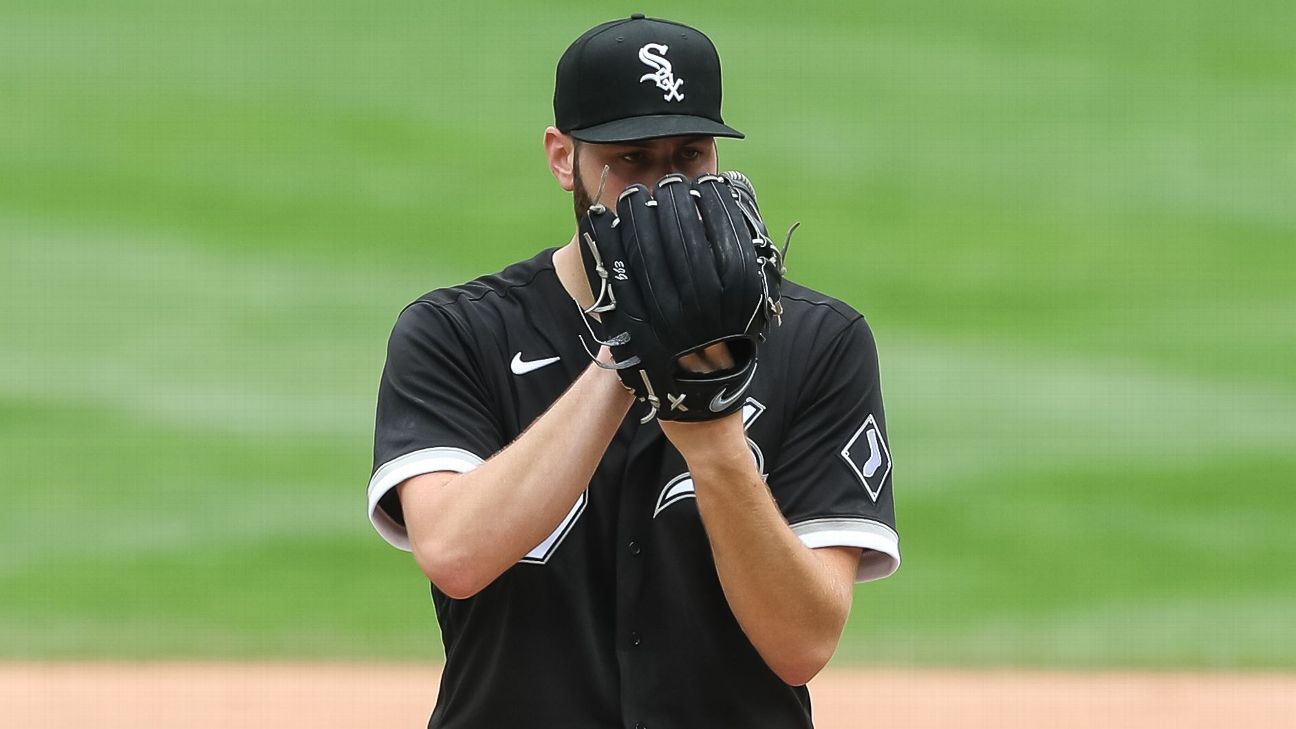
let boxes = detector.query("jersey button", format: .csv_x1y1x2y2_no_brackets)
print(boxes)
634,723,647,729
630,631,642,647
628,540,642,556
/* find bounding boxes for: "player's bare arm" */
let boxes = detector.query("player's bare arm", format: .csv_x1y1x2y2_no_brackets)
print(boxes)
661,410,862,687
397,356,632,599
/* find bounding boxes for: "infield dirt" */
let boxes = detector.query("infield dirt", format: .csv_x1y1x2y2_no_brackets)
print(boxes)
5,662,1294,728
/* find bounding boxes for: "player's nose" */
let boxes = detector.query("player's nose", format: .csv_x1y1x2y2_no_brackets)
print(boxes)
640,163,677,185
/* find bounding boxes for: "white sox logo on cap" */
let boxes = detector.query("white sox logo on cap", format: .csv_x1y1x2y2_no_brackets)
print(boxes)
638,43,684,102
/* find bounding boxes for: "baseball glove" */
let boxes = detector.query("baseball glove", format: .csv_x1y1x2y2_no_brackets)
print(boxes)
575,171,785,422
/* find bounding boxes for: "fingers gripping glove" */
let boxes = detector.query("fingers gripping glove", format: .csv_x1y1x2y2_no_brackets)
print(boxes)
575,172,785,423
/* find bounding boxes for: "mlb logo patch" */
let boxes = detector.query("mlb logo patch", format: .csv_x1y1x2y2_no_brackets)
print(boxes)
840,414,891,502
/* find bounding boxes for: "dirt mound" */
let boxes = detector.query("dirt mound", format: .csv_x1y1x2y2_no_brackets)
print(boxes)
4,662,1293,727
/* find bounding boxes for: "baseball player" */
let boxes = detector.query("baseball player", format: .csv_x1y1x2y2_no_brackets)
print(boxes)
368,14,900,728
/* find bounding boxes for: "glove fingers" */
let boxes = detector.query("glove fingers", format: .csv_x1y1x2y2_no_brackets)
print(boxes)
617,182,678,332
693,175,761,330
651,173,716,345
723,170,773,243
579,202,645,327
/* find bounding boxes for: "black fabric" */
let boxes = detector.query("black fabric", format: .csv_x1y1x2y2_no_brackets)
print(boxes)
371,249,897,729
571,113,744,144
554,15,743,142
765,307,896,529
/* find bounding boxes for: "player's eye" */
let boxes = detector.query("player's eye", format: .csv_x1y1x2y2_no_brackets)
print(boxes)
678,148,702,162
619,151,648,165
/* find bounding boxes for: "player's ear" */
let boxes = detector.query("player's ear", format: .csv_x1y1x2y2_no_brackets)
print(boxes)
544,127,576,192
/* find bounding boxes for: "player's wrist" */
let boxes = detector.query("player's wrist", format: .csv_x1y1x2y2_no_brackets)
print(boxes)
581,355,636,406
684,448,764,494
660,413,752,471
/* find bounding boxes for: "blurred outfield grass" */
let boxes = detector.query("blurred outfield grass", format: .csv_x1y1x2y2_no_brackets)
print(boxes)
2,0,1294,668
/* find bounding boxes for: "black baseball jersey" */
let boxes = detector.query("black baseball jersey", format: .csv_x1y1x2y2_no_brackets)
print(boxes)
368,248,900,729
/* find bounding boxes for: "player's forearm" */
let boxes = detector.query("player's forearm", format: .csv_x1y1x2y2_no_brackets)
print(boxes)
678,421,853,686
400,362,633,598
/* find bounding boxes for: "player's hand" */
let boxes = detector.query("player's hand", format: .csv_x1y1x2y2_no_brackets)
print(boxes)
678,342,736,374
595,345,619,367
657,407,752,474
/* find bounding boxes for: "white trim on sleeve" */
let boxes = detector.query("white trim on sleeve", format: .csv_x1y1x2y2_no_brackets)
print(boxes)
367,447,485,551
789,517,901,583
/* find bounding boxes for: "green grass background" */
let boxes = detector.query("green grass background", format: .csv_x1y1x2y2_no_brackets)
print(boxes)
3,0,1294,669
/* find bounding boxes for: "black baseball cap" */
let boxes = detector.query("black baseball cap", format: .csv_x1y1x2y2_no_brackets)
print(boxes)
554,14,744,143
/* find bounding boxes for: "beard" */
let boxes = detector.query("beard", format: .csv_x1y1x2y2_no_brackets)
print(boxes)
571,143,594,221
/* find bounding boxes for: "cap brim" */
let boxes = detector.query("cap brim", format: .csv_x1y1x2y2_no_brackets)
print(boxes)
569,114,744,143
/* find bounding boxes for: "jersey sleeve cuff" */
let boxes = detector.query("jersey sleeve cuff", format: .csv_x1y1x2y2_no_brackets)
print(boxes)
367,447,486,551
789,517,901,582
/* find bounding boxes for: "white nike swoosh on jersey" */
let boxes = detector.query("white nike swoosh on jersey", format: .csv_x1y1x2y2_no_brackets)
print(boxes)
511,352,561,375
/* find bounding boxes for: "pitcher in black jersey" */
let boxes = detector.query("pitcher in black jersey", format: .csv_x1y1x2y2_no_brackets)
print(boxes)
369,15,900,729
